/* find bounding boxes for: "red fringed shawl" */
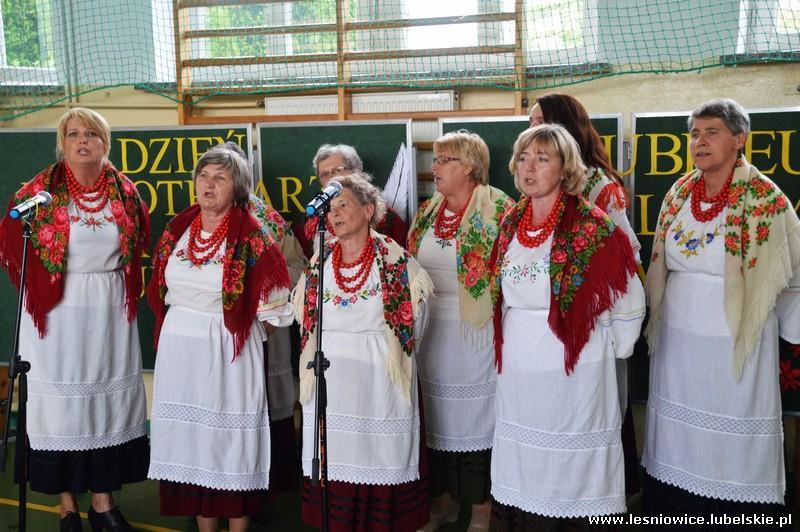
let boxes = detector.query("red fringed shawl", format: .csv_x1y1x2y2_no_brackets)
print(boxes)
147,204,291,358
489,194,637,374
0,161,150,336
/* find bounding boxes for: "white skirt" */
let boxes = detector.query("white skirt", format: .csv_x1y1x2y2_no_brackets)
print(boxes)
148,305,271,491
416,294,496,452
22,269,147,451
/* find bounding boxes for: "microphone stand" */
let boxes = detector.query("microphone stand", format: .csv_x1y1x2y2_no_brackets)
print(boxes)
1,212,35,532
307,208,330,532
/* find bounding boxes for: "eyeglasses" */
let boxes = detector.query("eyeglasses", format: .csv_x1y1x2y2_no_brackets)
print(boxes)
318,166,349,181
432,156,461,166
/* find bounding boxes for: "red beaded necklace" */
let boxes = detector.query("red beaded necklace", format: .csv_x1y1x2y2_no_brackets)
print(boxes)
691,170,733,223
187,210,231,266
331,236,375,293
517,191,564,249
434,198,468,240
66,163,109,213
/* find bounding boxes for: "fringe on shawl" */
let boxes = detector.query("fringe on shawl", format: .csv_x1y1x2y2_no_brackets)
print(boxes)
732,222,800,378
298,237,434,406
548,228,637,374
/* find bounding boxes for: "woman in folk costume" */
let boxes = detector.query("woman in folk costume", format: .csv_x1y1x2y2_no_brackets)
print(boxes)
530,92,642,496
224,141,307,493
294,144,409,258
294,172,434,531
641,99,800,526
248,192,305,493
488,123,644,530
0,108,149,532
146,146,293,532
406,130,514,531
529,93,639,260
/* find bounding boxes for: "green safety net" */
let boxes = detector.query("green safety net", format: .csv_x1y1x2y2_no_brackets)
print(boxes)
1,0,798,121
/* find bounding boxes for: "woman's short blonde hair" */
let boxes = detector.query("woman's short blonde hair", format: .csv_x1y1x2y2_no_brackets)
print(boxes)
509,124,587,196
433,129,490,185
56,107,111,160
331,172,387,227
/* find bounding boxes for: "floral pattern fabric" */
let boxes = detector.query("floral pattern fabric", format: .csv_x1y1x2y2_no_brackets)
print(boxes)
300,237,415,358
0,161,149,336
645,156,800,379
148,204,290,358
490,194,637,374
407,185,514,329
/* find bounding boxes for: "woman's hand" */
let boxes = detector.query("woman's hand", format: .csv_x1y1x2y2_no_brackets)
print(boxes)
262,321,275,336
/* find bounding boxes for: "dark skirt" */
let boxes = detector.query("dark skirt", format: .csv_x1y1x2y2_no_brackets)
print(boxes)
302,476,429,532
302,387,429,531
159,480,270,518
268,415,300,492
620,403,640,495
489,499,618,532
26,435,149,495
642,474,790,531
428,447,491,505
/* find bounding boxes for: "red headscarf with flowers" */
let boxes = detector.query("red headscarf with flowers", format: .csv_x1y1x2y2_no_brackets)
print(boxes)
0,161,149,336
489,193,637,374
147,204,290,358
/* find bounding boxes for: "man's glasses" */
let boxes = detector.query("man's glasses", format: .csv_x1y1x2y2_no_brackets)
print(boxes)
318,166,349,180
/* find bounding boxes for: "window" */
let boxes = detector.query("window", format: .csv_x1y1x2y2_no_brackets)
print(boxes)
0,0,57,86
525,0,597,65
737,0,800,54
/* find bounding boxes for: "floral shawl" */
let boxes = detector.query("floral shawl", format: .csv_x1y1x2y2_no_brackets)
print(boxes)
645,157,800,378
247,194,306,281
407,185,513,335
489,194,637,374
0,161,149,336
147,203,291,358
293,231,434,405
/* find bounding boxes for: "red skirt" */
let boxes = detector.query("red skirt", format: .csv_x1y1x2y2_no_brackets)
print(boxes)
159,480,270,518
302,391,429,531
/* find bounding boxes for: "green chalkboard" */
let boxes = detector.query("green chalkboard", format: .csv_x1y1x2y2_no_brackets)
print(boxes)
440,115,623,199
257,120,414,225
0,125,251,370
631,108,800,409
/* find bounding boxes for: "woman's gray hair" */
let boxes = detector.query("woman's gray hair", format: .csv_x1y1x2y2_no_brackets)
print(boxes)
193,144,252,208
313,144,363,175
688,99,751,137
330,172,386,227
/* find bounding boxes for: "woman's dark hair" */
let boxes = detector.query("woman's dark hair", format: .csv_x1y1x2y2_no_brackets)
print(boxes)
535,93,623,186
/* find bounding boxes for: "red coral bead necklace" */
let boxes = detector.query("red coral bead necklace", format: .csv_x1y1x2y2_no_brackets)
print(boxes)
332,235,375,293
517,190,564,249
187,210,231,266
66,163,109,213
691,169,733,223
434,198,467,240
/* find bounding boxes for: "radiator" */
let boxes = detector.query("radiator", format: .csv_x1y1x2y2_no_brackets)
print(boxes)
264,90,458,116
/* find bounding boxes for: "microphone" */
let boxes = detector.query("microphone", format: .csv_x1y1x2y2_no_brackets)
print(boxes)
306,181,343,216
9,191,53,220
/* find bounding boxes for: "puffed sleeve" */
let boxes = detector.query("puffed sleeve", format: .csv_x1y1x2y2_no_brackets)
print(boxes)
605,201,642,265
258,286,294,327
606,272,646,360
776,262,800,343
